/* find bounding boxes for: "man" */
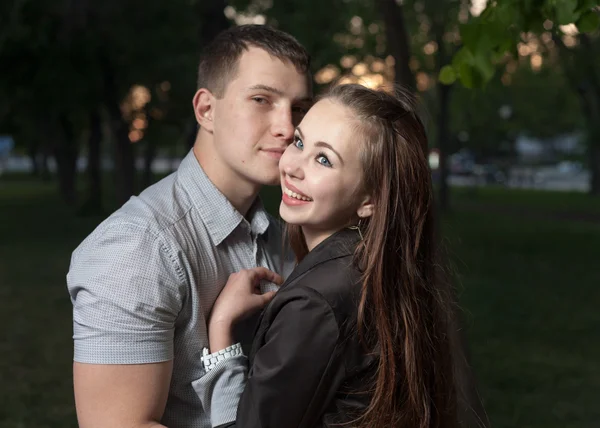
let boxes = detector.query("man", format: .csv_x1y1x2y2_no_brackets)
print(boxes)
67,25,312,428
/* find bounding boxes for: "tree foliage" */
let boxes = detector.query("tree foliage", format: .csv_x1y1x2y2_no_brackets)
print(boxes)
440,0,599,88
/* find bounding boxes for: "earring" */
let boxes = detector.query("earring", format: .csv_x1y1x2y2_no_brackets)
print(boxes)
347,219,363,240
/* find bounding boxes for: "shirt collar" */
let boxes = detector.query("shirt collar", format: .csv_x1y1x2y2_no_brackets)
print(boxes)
177,150,270,245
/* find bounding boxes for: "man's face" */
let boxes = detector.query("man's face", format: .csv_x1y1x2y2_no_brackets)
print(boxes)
210,47,312,187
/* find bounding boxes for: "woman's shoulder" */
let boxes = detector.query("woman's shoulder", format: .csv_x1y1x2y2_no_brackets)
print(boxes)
278,255,362,321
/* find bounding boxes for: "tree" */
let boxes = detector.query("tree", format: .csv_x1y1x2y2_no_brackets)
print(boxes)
0,0,220,209
552,30,600,194
440,0,600,195
378,0,416,90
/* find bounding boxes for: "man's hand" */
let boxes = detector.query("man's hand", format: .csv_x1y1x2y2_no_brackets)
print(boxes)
208,267,283,352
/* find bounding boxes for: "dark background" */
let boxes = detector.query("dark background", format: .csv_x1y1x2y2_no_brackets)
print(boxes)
1,1,599,427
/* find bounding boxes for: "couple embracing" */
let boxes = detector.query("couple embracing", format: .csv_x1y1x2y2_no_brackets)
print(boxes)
68,24,473,428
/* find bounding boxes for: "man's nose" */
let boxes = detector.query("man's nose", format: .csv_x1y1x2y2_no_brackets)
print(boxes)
271,107,295,142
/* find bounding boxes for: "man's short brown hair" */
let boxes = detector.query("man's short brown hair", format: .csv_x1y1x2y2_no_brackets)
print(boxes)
197,25,311,97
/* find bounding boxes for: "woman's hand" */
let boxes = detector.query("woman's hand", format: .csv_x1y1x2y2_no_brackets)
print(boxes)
208,267,283,352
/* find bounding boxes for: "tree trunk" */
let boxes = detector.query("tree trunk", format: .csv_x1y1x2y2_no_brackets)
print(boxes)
588,126,600,195
142,134,156,189
579,34,600,196
378,0,415,91
574,85,600,196
80,108,104,215
99,49,136,205
554,33,600,197
40,150,50,181
437,82,452,212
28,138,40,177
112,117,136,205
54,115,78,206
434,23,453,213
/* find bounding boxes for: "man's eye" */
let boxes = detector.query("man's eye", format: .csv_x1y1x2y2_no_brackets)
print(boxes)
252,97,268,104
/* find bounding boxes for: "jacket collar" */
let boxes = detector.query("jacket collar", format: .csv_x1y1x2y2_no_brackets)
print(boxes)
284,228,361,286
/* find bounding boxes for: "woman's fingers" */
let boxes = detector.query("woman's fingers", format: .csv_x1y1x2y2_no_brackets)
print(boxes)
250,267,284,286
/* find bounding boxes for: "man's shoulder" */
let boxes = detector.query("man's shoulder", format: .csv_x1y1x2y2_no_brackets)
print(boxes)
72,173,199,256
125,172,194,231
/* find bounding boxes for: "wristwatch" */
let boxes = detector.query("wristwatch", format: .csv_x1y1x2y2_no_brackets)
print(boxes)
201,343,244,372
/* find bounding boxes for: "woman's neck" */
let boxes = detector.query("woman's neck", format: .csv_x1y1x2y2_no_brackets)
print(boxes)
301,227,336,252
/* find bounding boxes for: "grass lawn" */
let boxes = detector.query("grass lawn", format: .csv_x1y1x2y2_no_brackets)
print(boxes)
1,180,598,428
452,186,600,217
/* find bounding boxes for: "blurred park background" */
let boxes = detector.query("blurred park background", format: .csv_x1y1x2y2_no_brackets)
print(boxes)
1,0,599,427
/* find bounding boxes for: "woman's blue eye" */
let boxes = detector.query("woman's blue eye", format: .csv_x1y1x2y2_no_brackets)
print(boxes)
316,154,332,167
294,136,304,149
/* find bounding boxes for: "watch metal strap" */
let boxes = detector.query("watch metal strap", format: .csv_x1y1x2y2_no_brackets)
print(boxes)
201,343,243,372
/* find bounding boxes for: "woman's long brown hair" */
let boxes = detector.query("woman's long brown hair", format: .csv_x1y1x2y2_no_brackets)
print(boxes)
288,84,458,428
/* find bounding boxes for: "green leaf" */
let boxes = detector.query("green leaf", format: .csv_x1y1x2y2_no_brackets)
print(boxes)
494,38,517,60
459,21,481,50
519,0,537,15
575,0,597,14
474,54,496,83
458,62,475,89
577,11,600,32
452,47,474,69
439,66,457,85
554,1,580,25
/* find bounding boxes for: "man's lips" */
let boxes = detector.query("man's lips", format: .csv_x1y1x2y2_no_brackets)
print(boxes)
261,148,285,159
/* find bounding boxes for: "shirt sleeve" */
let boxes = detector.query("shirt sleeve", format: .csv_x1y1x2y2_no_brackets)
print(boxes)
67,223,186,364
211,285,346,428
192,350,249,427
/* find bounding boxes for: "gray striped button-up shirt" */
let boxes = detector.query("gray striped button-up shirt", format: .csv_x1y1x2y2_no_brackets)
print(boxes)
67,149,292,427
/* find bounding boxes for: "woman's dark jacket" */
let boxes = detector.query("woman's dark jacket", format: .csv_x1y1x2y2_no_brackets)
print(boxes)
220,228,377,428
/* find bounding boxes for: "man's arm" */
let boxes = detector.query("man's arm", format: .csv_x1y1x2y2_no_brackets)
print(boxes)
68,223,186,427
73,361,173,428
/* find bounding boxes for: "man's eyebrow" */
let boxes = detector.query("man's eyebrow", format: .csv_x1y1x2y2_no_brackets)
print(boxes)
296,127,344,165
249,84,313,103
248,84,284,96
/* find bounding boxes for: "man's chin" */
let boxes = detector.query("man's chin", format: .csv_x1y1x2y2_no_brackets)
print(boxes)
258,174,281,187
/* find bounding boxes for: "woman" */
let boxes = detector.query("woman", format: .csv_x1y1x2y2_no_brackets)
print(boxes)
194,84,458,428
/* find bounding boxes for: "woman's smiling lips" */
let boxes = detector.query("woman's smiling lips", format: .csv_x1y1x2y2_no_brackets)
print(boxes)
282,180,313,205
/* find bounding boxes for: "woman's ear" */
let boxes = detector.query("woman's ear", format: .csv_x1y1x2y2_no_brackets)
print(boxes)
192,88,215,132
357,195,374,219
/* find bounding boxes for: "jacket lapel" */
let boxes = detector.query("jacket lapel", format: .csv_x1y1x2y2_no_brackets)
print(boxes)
249,228,361,363
282,228,361,288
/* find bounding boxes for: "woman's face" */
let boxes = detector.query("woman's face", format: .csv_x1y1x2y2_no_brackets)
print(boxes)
279,98,373,249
